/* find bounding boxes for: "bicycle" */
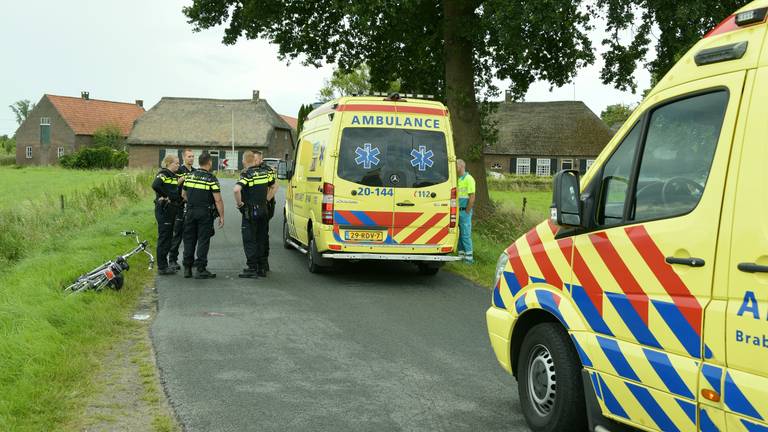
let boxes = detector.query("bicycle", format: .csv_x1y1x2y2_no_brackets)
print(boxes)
64,231,155,294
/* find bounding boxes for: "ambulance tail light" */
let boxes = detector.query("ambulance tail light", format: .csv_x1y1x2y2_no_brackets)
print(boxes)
449,187,457,228
322,183,334,225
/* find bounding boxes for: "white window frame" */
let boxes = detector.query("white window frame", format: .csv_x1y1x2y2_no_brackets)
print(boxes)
40,117,51,125
57,147,65,158
516,157,531,175
25,146,33,159
536,158,551,177
586,159,596,171
560,159,574,171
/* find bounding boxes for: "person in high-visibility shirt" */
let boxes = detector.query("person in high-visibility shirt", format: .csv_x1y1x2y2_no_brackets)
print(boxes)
456,159,475,263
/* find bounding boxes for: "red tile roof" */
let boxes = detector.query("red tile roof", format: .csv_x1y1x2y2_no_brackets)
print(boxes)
46,94,145,136
280,114,298,130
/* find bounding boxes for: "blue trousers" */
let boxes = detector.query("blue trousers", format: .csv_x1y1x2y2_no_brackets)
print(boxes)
458,209,473,261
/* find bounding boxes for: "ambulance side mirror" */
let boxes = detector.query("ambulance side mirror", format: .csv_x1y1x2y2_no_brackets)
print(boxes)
277,160,288,180
551,170,583,227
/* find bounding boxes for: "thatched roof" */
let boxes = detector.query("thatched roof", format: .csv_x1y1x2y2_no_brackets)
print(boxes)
126,97,293,147
485,101,612,157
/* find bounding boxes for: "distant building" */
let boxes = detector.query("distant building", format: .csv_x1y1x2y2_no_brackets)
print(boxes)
14,92,145,166
484,99,613,176
280,114,298,130
126,91,295,170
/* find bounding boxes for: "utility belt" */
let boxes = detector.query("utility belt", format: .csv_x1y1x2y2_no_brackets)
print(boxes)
187,204,219,219
240,201,268,222
156,198,183,211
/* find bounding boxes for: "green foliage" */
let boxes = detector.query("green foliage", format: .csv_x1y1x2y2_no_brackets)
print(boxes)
318,64,400,101
0,155,14,166
92,124,126,150
9,99,35,125
0,190,156,430
0,135,15,154
296,103,313,134
600,103,636,127
60,147,129,170
597,0,748,91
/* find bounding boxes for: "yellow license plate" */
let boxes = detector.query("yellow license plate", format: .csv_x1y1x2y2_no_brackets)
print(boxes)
344,231,385,242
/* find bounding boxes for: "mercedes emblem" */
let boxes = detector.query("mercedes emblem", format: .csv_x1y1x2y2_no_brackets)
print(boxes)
389,174,400,184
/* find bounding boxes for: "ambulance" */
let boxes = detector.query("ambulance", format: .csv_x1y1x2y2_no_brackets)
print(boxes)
486,2,768,431
282,94,460,274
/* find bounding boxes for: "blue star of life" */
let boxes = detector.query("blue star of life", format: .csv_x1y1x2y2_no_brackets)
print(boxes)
355,143,380,169
410,146,434,171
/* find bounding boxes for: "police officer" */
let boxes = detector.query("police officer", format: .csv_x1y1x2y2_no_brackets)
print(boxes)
168,148,195,270
152,154,183,275
256,152,279,272
234,151,276,278
182,152,224,279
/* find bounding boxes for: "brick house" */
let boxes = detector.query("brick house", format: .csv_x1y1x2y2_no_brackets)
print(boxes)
484,99,613,176
126,91,295,170
14,92,145,165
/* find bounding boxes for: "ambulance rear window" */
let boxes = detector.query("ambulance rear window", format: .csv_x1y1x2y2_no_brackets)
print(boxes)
337,128,449,188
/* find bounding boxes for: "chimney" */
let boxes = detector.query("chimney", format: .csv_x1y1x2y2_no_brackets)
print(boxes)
252,90,260,101
135,99,144,108
81,91,90,100
504,89,512,103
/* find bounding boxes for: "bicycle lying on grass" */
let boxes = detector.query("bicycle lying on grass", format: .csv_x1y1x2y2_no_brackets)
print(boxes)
64,231,155,294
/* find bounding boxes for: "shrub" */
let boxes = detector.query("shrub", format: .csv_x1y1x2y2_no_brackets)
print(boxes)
0,155,15,166
60,147,129,169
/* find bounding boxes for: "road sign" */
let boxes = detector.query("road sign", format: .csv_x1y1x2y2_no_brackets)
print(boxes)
221,159,229,169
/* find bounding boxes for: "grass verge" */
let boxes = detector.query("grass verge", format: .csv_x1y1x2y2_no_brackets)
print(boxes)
0,183,163,430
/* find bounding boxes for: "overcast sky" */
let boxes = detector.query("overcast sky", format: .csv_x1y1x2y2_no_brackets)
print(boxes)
0,0,650,136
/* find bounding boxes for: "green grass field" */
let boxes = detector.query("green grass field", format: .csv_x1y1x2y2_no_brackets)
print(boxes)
0,166,123,209
490,189,552,220
0,166,157,431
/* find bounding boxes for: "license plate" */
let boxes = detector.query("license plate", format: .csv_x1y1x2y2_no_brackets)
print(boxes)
344,230,385,242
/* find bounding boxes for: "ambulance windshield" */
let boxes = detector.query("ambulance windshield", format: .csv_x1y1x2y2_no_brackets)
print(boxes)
337,128,449,188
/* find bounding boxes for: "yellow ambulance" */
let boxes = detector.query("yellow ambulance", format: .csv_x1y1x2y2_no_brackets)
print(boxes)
282,95,460,274
486,2,768,431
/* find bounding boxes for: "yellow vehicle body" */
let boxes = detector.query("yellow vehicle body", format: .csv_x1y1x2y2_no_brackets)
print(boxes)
487,2,768,431
284,96,459,272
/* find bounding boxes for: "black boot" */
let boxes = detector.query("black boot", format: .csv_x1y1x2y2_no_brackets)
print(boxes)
195,268,216,279
238,268,259,278
256,266,267,278
183,266,193,278
168,262,180,271
158,267,176,275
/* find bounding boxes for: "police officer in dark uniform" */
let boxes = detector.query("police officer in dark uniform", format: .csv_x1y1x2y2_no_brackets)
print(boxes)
181,152,224,279
152,154,183,275
234,151,276,278
257,153,279,272
168,148,195,270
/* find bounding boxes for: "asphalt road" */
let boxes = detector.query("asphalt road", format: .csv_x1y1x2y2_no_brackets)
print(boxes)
152,179,527,432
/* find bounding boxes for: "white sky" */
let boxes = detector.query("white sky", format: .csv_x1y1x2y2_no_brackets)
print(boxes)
0,0,650,137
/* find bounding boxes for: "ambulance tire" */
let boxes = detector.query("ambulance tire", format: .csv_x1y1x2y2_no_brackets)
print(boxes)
517,322,587,432
307,235,322,274
417,263,441,276
282,218,292,250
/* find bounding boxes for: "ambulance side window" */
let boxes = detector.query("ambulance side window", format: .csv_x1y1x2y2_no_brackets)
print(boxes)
631,91,728,221
596,123,641,226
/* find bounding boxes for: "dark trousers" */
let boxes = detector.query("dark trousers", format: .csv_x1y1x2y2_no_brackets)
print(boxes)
241,215,269,270
155,203,178,269
168,204,185,264
183,207,214,270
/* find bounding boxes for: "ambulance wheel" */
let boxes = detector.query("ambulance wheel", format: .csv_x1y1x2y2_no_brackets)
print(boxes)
417,263,440,276
282,219,292,250
517,322,587,432
307,236,322,274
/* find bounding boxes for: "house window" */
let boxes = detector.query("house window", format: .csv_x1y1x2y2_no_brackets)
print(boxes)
57,147,65,158
586,159,596,171
40,117,51,145
561,159,573,171
25,146,32,159
536,158,551,177
40,117,51,125
516,158,531,175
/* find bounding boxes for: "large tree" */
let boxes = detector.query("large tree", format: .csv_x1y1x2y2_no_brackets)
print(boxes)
318,64,400,101
9,99,35,125
183,0,745,213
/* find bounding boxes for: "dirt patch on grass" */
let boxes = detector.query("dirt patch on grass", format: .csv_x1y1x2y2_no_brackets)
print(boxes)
65,283,180,432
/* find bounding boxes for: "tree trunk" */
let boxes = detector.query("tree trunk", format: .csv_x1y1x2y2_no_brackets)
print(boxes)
442,0,492,216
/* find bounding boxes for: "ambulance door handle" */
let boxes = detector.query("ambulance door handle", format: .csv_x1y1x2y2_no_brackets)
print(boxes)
396,202,415,207
665,257,705,267
738,263,768,273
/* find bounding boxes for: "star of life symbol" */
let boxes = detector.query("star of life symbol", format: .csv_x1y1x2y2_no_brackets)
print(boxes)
410,146,434,171
355,143,380,169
